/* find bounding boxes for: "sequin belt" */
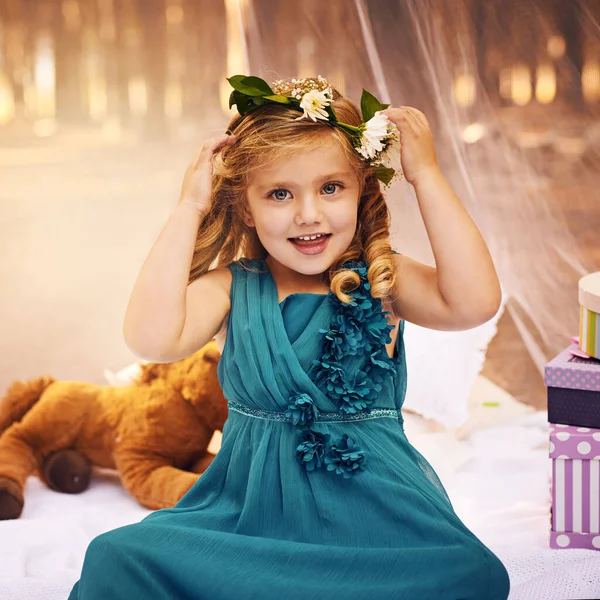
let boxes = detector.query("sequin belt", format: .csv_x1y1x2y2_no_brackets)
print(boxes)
227,400,402,423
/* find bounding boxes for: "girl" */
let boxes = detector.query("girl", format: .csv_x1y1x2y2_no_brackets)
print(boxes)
69,76,509,599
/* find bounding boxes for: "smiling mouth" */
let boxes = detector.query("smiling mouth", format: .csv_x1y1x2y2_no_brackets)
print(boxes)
290,233,331,242
288,233,332,255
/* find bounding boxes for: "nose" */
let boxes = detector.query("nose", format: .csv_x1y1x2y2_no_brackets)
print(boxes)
294,193,323,226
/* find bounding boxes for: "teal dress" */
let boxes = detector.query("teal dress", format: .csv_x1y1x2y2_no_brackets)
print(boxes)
69,258,510,600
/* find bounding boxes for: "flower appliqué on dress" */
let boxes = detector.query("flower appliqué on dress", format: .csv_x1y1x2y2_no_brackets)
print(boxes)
296,429,330,472
286,393,320,427
291,262,398,478
325,434,366,478
312,262,397,415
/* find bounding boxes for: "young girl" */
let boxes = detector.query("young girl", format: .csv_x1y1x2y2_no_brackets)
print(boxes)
69,76,509,599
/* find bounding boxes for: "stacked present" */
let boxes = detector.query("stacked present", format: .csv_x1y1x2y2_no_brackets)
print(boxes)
546,272,600,550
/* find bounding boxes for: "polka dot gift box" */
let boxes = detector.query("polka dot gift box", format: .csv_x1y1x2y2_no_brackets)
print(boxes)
545,343,600,429
549,424,600,550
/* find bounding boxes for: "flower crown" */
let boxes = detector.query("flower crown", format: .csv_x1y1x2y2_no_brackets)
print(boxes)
227,75,400,186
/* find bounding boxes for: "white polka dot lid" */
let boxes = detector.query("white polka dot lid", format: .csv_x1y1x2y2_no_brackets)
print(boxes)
550,423,600,459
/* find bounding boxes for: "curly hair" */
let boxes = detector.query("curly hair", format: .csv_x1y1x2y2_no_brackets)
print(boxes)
188,78,396,303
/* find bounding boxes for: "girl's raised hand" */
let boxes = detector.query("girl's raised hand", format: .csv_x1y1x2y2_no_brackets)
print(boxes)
381,107,439,186
178,134,237,215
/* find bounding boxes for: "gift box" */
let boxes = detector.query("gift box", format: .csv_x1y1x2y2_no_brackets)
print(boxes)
545,344,600,429
580,272,600,359
549,424,600,550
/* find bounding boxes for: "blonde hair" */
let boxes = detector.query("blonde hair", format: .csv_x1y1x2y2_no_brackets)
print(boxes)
189,79,396,303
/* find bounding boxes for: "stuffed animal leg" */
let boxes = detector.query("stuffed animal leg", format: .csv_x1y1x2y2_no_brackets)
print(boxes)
111,381,215,510
113,447,201,510
0,377,92,519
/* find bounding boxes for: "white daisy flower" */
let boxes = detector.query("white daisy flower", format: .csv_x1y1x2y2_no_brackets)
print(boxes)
357,112,390,155
357,111,396,161
296,89,332,122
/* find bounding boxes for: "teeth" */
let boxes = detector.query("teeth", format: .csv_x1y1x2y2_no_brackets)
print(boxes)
296,234,326,241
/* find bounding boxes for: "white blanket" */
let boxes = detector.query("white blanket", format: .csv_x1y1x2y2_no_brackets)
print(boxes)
1,410,599,600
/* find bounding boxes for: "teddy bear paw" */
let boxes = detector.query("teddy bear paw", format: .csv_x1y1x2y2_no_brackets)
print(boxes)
42,449,92,494
0,476,24,520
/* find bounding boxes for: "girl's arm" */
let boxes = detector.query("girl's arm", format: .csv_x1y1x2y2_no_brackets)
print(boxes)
123,134,236,362
382,107,502,331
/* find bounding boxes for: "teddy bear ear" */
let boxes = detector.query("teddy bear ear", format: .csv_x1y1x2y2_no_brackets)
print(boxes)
203,344,221,364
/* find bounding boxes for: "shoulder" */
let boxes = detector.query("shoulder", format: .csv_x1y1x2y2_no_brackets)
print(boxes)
188,265,232,296
190,257,262,289
391,251,424,275
194,257,266,297
186,268,233,330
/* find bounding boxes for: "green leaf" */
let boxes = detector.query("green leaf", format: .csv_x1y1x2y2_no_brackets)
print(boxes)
240,76,273,95
360,89,389,122
227,75,247,89
325,104,338,122
242,86,269,97
227,75,272,97
263,94,292,104
228,90,248,114
373,165,396,186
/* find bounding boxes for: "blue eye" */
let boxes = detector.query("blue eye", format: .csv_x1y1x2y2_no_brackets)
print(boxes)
322,182,343,195
269,189,291,201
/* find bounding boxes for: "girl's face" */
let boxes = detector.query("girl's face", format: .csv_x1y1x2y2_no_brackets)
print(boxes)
245,140,361,279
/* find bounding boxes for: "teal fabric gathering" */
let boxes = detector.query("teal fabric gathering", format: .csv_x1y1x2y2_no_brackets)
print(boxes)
68,258,510,600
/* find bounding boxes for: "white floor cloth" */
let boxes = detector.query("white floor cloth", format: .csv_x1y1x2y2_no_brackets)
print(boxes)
1,410,599,600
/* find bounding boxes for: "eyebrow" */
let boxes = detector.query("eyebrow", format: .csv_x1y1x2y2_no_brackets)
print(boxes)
257,172,355,189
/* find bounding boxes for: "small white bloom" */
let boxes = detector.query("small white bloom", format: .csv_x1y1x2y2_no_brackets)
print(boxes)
296,89,332,122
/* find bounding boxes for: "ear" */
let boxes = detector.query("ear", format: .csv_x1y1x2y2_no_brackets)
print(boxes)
241,207,255,228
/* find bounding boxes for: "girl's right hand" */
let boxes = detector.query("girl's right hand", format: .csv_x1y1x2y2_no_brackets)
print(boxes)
178,134,237,215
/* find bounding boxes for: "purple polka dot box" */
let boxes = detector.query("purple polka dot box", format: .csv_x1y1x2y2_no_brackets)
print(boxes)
549,423,600,550
545,344,600,429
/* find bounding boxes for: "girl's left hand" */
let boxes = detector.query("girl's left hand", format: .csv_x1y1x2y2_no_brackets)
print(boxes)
381,107,439,185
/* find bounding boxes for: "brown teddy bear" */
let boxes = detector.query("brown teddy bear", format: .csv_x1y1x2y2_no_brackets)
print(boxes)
0,340,227,521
